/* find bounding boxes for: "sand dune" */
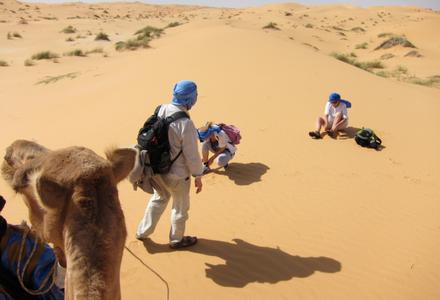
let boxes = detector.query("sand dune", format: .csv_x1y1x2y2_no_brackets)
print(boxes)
0,1,439,299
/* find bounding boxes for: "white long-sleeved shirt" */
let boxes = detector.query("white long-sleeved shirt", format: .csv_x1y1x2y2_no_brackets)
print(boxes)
157,104,204,179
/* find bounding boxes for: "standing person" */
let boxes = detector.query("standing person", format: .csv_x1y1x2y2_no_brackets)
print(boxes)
198,122,237,174
136,80,204,249
309,92,351,139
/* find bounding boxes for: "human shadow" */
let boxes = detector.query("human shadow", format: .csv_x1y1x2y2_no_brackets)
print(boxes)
338,126,361,139
211,162,270,186
141,238,341,288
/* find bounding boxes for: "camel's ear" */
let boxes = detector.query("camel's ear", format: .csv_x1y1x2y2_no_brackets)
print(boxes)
106,148,137,183
36,175,67,210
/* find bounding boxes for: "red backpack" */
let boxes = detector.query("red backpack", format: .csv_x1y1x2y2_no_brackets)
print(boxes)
219,123,241,145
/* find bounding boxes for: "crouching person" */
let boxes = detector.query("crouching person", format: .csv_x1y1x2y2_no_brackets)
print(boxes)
198,122,238,174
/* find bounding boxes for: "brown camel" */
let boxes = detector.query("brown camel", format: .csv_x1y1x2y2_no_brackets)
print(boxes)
1,140,137,300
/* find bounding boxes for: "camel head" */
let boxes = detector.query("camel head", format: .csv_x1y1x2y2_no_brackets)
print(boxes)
1,140,138,300
1,140,137,194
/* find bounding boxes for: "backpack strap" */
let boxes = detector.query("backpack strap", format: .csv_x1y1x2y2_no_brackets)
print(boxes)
164,111,190,166
165,111,190,124
153,105,161,116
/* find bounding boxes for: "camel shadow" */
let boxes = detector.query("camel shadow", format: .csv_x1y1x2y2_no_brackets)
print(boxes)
141,238,341,288
211,162,270,186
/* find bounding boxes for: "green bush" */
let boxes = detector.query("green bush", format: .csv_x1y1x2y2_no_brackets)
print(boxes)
31,51,59,60
134,26,163,39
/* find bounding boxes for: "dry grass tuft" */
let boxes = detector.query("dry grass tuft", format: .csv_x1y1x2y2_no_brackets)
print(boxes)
263,22,280,30
95,32,110,41
31,51,59,60
61,25,76,34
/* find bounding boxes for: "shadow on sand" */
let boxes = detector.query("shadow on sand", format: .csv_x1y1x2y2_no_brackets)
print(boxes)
339,126,386,150
141,238,341,288
338,126,361,139
211,162,270,186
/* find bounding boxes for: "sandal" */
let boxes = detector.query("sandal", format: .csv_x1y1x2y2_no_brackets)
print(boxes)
327,130,337,139
308,131,321,139
169,236,198,249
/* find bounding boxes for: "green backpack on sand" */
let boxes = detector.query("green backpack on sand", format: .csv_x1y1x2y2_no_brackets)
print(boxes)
355,128,382,150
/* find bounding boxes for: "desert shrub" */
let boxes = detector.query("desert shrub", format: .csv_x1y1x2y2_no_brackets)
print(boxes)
332,26,345,31
410,75,440,88
305,23,314,28
331,52,384,71
115,25,164,51
263,22,280,30
357,60,384,70
285,12,292,16
95,32,110,41
375,35,416,50
135,26,163,39
380,53,394,60
18,19,28,25
66,37,75,42
378,32,393,38
0,60,8,67
355,42,368,49
375,71,389,78
31,51,59,60
7,31,22,39
115,38,150,51
24,59,35,66
64,49,86,57
351,27,365,32
404,50,422,57
86,47,104,54
166,22,181,28
61,25,76,34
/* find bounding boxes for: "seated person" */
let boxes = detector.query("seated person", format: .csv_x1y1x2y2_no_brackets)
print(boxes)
0,195,64,300
198,122,237,173
309,92,351,139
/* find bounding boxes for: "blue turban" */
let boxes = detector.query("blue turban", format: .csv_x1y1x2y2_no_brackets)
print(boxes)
328,92,352,108
197,125,221,142
171,80,198,109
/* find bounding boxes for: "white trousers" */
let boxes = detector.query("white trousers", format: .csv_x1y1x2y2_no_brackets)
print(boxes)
202,142,234,167
136,175,191,243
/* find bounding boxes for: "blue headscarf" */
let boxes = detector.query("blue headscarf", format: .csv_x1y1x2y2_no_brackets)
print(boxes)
329,92,352,108
171,80,198,109
197,124,221,142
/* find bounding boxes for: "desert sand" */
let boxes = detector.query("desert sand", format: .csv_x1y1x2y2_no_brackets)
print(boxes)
1,0,440,299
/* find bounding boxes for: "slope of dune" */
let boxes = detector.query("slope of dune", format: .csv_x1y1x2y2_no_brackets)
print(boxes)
0,2,439,300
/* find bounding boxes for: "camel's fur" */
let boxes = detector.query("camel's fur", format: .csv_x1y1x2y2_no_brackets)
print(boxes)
1,140,137,300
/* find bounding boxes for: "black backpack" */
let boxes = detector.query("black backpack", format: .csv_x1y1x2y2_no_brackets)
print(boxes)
355,128,382,150
137,105,189,174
